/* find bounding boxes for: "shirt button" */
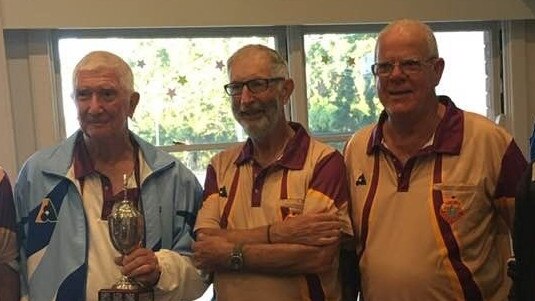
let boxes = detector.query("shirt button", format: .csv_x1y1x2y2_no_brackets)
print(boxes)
254,189,259,194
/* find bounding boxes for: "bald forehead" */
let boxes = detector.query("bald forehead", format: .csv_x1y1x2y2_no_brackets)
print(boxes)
228,50,274,80
376,20,437,59
229,49,272,69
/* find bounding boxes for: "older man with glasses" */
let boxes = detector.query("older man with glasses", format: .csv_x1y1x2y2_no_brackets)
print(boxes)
344,19,527,301
192,44,355,301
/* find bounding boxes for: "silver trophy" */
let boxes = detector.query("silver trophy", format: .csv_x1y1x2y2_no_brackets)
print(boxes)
99,174,151,301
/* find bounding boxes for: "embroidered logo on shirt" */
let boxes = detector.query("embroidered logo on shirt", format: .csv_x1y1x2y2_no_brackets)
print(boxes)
355,174,367,186
219,186,228,197
35,198,59,223
440,196,465,224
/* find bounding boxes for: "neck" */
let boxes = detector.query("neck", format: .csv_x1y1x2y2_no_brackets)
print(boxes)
84,132,134,163
252,122,295,167
383,101,445,163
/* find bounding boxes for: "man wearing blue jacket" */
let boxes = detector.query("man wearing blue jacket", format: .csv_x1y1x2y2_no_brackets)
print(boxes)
15,51,208,301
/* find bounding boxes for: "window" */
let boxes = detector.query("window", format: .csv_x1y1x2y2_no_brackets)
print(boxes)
300,23,498,149
56,22,499,177
57,28,285,183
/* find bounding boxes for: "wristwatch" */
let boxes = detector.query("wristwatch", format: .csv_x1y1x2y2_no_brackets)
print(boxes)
229,243,244,271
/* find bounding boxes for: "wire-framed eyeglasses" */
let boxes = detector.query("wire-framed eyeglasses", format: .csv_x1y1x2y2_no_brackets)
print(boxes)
371,57,437,77
224,77,285,96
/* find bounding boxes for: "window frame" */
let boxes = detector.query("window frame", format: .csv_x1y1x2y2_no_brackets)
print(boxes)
52,21,502,154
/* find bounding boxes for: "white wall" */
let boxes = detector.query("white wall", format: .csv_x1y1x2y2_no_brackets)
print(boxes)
0,1,535,179
1,0,535,29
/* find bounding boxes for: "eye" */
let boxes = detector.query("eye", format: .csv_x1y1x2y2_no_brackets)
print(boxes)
376,62,393,73
226,83,243,95
246,79,268,92
100,89,118,101
75,89,92,100
401,60,421,69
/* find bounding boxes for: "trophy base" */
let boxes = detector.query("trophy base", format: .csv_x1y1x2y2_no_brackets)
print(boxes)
98,287,154,301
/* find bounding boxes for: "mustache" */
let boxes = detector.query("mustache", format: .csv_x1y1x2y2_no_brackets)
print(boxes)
234,99,276,114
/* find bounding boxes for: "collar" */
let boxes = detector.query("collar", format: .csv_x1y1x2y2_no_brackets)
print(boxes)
235,122,310,170
367,95,463,155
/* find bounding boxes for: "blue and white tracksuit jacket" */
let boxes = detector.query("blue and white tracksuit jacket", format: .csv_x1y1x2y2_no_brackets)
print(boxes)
15,131,204,301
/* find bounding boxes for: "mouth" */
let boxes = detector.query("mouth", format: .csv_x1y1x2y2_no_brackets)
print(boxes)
388,89,412,97
239,109,264,120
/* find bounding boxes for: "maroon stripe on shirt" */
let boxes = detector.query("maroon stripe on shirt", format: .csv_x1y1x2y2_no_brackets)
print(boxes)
0,174,16,231
202,164,219,202
495,140,528,198
309,151,349,208
280,169,289,200
305,274,325,301
432,154,483,301
359,152,380,257
220,167,240,229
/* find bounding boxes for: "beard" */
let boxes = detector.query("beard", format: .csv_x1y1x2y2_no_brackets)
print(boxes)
232,97,281,140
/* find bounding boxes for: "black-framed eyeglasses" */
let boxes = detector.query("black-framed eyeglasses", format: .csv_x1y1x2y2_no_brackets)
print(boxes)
371,57,437,77
224,77,285,96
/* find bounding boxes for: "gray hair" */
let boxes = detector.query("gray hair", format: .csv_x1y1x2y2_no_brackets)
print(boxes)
72,51,135,93
376,19,439,59
227,44,289,78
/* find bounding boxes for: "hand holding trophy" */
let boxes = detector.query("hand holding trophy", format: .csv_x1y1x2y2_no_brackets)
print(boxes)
99,174,154,301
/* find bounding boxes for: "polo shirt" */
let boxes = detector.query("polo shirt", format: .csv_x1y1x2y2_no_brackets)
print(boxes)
195,122,352,301
344,96,527,301
71,134,145,301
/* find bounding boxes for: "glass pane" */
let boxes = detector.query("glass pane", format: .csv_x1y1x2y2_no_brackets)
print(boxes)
435,31,489,117
304,32,380,136
304,30,491,136
169,149,225,184
58,36,275,146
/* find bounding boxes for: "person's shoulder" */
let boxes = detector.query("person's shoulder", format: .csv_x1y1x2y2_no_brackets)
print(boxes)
463,111,513,140
22,139,74,172
212,143,245,162
346,123,376,149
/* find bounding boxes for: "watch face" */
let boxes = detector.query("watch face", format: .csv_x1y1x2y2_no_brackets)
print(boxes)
230,252,243,271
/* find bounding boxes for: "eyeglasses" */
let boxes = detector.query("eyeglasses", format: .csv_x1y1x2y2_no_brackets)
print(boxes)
371,57,437,77
224,77,285,96
73,88,119,102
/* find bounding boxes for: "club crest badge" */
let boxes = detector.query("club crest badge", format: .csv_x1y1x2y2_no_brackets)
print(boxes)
35,198,59,223
440,196,464,224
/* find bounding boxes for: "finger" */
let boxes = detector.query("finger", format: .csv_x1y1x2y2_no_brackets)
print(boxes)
114,256,124,266
128,260,158,278
123,248,151,265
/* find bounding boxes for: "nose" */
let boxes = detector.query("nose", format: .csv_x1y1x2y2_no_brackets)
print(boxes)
87,93,104,114
237,85,255,105
389,63,405,77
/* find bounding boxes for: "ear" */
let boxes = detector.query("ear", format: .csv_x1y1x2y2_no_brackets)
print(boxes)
281,78,295,105
128,92,140,118
432,58,445,87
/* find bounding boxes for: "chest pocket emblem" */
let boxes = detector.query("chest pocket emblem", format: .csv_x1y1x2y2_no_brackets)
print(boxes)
35,198,59,223
440,196,465,224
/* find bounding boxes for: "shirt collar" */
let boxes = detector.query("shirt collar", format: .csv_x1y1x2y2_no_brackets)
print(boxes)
235,122,311,170
367,95,463,155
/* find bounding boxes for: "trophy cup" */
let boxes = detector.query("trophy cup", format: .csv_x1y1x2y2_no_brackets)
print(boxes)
99,174,153,301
